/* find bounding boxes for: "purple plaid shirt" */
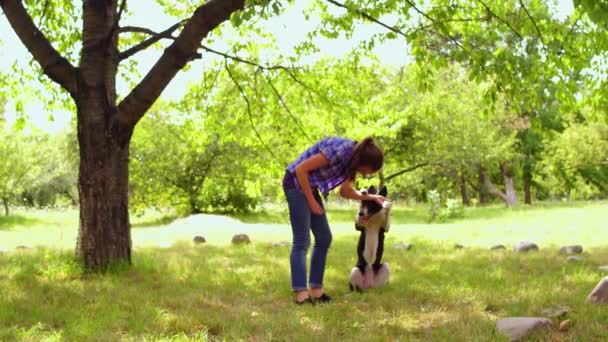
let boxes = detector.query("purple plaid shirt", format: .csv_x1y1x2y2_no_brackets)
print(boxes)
284,137,356,197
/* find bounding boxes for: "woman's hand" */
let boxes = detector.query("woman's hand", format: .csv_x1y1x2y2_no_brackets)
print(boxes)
364,194,387,206
309,200,324,216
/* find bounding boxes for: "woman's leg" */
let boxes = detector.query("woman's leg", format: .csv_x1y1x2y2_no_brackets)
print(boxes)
309,192,332,297
284,188,311,301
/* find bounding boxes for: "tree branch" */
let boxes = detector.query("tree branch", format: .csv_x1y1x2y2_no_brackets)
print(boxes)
324,0,408,38
518,0,546,46
476,0,523,40
36,0,50,27
118,21,185,61
116,0,245,127
479,166,507,201
261,71,314,143
107,0,127,41
1,0,78,96
384,163,430,181
119,25,299,72
200,45,291,71
224,60,283,165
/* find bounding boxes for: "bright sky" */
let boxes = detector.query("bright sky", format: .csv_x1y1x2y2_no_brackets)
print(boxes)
0,0,574,133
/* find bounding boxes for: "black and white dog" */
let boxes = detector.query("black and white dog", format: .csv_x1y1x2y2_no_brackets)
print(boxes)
349,186,391,291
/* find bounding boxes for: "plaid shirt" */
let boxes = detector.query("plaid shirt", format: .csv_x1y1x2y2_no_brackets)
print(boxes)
285,137,356,197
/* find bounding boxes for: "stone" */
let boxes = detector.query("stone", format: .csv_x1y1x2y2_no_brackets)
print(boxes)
0,248,8,253
232,234,251,245
391,243,412,250
490,244,506,250
599,265,608,272
540,305,571,318
454,243,464,249
513,241,538,253
587,276,608,304
559,319,571,332
271,241,290,247
559,245,583,254
566,255,582,262
496,317,552,341
193,236,206,244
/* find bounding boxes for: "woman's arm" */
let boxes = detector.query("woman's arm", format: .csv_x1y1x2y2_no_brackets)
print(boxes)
340,179,387,205
294,153,329,215
339,179,367,201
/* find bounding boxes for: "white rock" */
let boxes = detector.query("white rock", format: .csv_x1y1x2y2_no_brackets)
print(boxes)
559,245,583,254
391,243,412,250
513,241,538,253
192,235,206,244
496,317,552,341
232,234,251,245
587,276,608,304
271,241,290,247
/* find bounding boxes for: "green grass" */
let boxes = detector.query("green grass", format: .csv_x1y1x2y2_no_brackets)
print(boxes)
0,202,607,340
2,241,608,341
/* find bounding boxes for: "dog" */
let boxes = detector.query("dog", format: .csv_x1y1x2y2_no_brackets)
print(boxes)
349,185,391,291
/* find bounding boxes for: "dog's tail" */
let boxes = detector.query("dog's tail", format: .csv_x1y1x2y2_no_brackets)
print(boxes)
363,226,380,265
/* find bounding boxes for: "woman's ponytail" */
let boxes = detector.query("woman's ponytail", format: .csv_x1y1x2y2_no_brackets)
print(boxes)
346,137,384,180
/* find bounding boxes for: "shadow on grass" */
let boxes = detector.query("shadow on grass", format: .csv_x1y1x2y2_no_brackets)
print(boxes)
0,215,42,231
1,239,608,340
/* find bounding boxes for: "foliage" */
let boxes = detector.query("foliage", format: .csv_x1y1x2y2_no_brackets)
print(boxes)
130,104,263,215
539,122,608,199
427,190,465,222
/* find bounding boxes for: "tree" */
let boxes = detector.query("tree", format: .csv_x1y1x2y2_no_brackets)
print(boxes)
1,0,255,269
375,64,516,205
0,129,38,215
540,122,608,199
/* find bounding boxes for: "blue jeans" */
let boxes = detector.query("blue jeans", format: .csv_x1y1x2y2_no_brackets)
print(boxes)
284,187,333,291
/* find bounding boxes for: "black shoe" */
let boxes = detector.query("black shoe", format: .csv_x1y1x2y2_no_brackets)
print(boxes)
295,297,315,306
313,293,332,303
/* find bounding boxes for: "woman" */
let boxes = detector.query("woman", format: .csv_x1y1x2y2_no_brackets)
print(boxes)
283,136,386,305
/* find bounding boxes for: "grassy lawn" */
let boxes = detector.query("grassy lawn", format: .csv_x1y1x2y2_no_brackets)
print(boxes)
0,202,607,340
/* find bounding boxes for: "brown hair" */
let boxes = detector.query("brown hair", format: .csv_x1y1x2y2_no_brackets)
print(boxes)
346,137,384,180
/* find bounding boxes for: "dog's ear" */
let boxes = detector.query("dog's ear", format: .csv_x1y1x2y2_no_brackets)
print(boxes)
368,186,377,194
379,186,387,197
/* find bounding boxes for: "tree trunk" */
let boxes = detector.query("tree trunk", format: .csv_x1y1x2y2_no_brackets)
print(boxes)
500,163,517,207
2,197,8,216
75,99,134,270
379,171,386,189
523,167,532,205
460,168,469,206
479,165,509,204
477,166,490,204
75,0,134,270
